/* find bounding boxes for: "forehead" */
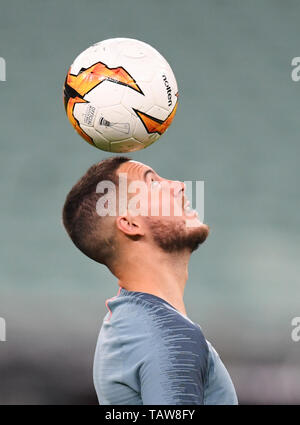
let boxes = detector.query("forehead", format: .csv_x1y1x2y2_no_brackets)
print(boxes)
117,160,154,178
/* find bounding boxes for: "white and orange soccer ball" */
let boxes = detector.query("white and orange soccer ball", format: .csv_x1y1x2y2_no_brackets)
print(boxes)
63,38,178,152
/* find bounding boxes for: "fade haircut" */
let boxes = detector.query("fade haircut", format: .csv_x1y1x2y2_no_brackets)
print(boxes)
62,156,130,268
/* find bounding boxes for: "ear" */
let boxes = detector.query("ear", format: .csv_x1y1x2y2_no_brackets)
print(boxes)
116,214,145,237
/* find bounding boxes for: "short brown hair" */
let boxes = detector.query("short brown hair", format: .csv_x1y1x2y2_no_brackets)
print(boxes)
62,156,130,267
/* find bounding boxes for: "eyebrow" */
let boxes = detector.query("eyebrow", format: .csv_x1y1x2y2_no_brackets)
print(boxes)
143,168,155,181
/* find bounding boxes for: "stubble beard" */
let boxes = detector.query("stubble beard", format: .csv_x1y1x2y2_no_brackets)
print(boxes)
145,217,209,253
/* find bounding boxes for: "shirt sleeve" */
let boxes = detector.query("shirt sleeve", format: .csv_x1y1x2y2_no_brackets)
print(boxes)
137,310,209,405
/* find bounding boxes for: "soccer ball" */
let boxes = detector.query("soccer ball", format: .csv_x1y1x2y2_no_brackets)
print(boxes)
63,38,178,152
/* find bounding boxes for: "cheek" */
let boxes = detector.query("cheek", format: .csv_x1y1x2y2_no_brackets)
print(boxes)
148,189,161,216
148,189,183,219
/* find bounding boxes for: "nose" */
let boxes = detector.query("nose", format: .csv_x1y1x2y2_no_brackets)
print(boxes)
180,181,186,193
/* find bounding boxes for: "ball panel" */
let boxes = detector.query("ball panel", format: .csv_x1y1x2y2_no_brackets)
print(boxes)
94,104,135,142
110,138,144,153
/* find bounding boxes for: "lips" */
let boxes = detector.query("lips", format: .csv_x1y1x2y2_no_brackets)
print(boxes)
183,199,198,217
175,187,198,217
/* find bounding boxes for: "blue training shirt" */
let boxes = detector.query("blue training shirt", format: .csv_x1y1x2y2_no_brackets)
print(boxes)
93,287,238,405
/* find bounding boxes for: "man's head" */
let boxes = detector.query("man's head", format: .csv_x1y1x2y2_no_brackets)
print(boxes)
62,157,209,274
62,156,130,270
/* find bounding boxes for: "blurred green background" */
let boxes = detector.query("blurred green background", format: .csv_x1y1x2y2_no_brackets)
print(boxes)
0,0,300,404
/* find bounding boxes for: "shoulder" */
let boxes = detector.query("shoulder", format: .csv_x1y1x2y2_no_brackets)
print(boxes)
99,291,211,404
108,291,209,370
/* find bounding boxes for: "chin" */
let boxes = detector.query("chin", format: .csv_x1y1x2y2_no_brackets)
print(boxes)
145,214,209,253
182,216,210,252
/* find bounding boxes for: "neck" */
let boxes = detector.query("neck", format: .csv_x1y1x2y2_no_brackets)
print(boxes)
116,245,191,317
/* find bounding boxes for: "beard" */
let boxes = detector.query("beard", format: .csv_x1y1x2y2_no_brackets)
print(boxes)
145,217,209,253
